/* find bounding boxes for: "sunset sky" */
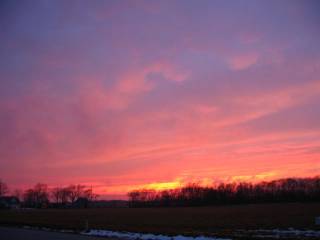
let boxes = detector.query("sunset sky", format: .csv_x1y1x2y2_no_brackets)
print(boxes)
1,0,320,199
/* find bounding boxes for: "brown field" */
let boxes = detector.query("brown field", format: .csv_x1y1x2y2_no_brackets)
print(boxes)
0,203,320,238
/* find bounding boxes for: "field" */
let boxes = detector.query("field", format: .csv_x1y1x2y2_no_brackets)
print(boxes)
1,203,320,239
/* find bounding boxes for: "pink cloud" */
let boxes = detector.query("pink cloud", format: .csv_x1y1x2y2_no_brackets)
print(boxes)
227,52,259,70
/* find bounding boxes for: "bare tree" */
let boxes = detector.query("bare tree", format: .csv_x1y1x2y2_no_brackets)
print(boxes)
61,187,71,204
24,183,49,208
0,179,9,196
12,189,23,201
68,184,86,203
51,187,63,204
83,186,99,201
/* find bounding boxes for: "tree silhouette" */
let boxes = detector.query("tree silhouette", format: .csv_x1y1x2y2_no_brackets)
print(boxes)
128,176,320,207
0,179,8,197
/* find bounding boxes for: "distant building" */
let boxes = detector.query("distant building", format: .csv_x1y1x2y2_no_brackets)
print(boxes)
0,196,20,209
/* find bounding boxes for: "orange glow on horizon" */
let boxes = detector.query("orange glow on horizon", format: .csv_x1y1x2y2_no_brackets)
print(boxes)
91,170,317,199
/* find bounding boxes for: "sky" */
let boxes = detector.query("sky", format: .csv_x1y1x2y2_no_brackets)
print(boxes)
0,0,320,199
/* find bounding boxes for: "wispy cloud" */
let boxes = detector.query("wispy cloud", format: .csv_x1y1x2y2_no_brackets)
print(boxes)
0,0,319,197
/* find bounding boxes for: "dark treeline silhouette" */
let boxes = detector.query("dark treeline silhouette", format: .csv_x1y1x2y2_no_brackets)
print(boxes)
0,179,9,197
0,179,98,209
128,176,320,207
24,183,98,208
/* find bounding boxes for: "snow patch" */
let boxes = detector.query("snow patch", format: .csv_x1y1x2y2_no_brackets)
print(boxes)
246,228,320,238
20,226,320,239
82,230,231,240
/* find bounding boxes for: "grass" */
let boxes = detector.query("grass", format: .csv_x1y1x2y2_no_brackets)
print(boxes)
0,203,320,238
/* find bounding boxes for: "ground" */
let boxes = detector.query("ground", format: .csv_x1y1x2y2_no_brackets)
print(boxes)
0,226,103,240
0,203,320,239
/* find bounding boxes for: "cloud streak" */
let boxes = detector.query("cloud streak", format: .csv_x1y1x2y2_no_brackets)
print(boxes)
0,0,320,198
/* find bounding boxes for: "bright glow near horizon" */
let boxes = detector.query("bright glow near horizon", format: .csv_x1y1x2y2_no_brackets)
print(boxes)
0,0,320,199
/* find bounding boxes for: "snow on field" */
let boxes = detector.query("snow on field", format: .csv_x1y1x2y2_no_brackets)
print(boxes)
83,228,320,240
247,228,320,238
82,230,231,240
22,226,320,239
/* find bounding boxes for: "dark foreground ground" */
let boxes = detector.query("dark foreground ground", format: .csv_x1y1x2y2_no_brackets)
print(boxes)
0,203,320,239
0,226,104,240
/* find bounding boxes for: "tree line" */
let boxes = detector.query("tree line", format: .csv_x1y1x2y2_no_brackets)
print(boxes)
0,180,98,208
128,176,320,207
